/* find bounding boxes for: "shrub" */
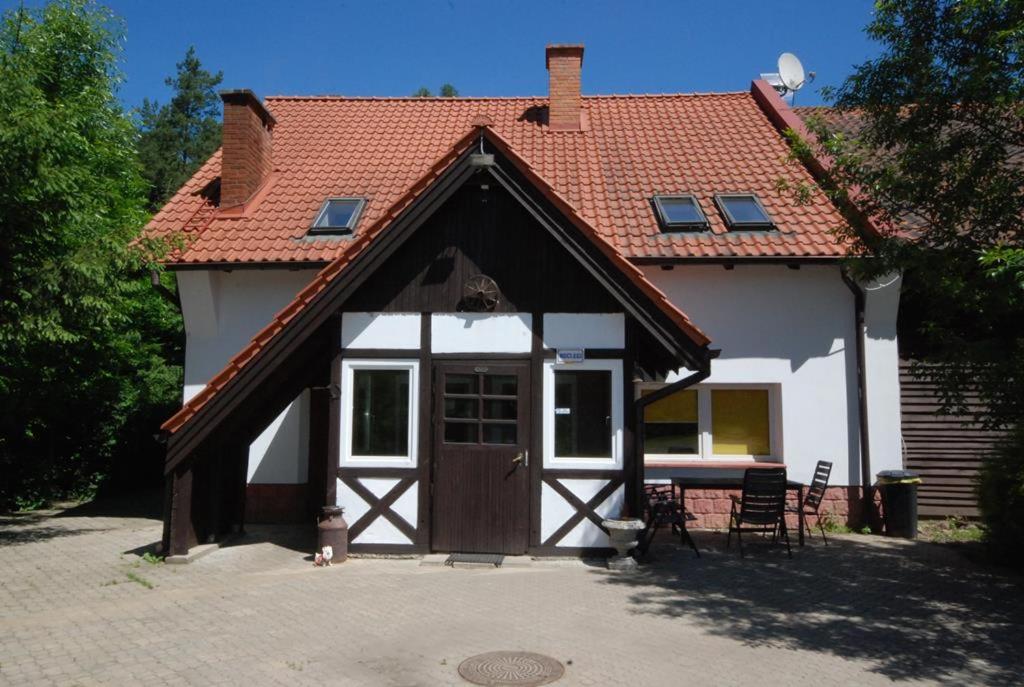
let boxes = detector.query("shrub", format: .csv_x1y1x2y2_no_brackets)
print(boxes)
977,425,1024,568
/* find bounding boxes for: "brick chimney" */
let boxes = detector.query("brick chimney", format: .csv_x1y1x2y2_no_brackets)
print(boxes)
219,89,275,207
546,44,584,131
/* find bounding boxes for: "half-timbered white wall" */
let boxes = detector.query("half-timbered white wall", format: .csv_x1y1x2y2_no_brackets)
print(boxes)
644,264,903,486
335,312,628,550
431,313,532,353
541,480,624,547
341,312,421,349
177,268,318,485
337,477,419,545
177,265,903,546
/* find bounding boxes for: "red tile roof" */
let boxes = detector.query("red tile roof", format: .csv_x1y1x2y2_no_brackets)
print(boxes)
146,88,851,264
161,125,711,435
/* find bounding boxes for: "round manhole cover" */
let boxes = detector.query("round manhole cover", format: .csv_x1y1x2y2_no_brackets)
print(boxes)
457,651,564,686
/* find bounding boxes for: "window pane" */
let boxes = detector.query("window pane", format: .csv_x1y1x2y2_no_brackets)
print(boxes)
659,196,704,225
646,423,699,454
444,397,477,419
316,199,359,228
554,371,612,458
711,390,770,455
444,421,477,444
352,370,409,456
721,195,771,225
482,423,516,445
483,374,517,396
445,374,478,395
483,399,517,420
642,389,698,454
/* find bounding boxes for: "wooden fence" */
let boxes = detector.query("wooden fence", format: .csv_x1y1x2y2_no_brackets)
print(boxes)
899,360,1004,518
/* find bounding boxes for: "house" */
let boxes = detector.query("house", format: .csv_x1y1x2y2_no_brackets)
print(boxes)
150,45,903,558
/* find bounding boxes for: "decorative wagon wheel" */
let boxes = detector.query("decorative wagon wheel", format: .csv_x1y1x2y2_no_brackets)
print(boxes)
462,274,500,312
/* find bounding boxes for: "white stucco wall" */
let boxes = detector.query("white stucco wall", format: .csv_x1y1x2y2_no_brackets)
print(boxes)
863,273,904,476
177,268,319,485
645,264,900,486
431,313,533,353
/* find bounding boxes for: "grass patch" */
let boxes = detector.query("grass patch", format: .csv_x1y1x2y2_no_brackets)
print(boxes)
141,552,164,565
819,513,872,535
124,570,154,590
920,516,984,544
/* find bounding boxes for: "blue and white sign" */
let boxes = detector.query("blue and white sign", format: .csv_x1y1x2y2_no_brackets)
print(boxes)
555,348,585,364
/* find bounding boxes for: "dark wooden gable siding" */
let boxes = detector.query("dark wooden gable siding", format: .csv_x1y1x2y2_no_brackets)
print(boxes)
345,178,621,314
900,360,1005,518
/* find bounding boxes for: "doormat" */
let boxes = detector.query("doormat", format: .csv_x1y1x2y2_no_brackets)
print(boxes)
458,651,564,686
444,553,504,567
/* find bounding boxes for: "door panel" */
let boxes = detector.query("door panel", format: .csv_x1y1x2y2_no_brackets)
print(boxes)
431,361,531,554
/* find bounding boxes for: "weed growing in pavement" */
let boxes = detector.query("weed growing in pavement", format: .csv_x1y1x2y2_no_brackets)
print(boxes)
125,571,153,589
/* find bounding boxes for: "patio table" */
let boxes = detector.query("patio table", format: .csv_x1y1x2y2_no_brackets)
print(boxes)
671,475,807,547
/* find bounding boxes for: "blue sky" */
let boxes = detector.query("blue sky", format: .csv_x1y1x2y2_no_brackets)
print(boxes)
5,0,881,108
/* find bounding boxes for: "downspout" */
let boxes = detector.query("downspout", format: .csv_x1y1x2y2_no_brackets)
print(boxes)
840,268,876,528
150,269,181,310
632,352,718,516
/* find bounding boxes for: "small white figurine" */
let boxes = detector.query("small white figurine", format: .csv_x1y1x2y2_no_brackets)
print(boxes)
313,546,334,567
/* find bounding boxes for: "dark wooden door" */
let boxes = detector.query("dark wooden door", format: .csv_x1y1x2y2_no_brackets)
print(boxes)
431,361,531,554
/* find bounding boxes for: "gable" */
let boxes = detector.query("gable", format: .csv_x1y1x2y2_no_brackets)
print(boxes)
162,127,711,470
346,177,619,314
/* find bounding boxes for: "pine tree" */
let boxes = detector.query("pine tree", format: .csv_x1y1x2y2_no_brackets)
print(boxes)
137,46,222,210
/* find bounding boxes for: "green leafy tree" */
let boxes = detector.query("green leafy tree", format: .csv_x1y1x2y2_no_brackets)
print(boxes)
800,0,1023,561
137,46,222,210
412,86,433,97
0,0,182,510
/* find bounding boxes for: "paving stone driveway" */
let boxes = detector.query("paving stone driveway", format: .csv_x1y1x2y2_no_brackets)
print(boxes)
1,494,1022,686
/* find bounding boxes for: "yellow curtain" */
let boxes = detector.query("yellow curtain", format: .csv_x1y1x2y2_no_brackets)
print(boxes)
642,389,697,422
711,390,770,455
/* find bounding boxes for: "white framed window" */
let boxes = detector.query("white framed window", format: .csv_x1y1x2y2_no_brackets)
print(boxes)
638,383,781,462
543,359,623,469
339,359,419,467
310,197,366,234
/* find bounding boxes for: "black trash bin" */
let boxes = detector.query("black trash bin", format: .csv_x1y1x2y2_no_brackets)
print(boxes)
876,470,921,538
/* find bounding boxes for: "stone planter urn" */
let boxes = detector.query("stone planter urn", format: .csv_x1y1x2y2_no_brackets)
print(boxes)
602,517,645,571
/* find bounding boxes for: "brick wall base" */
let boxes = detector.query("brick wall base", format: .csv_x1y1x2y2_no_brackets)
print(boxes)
647,484,869,529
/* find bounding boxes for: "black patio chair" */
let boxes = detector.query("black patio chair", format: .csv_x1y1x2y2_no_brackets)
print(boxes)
787,460,833,545
727,467,791,558
637,484,700,558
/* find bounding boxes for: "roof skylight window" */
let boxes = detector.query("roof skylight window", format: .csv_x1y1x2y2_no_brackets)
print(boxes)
310,197,366,234
653,195,708,230
714,193,774,229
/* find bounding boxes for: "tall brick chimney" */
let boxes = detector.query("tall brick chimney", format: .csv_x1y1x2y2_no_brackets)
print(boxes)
546,44,584,131
219,89,275,207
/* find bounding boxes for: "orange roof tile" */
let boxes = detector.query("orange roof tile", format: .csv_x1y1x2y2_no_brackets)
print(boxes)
146,89,850,264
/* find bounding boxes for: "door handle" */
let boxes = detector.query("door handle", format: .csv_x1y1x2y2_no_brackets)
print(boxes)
512,450,529,467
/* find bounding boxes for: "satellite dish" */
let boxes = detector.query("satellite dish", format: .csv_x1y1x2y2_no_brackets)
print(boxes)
778,52,806,92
